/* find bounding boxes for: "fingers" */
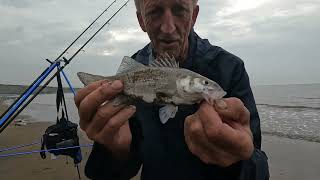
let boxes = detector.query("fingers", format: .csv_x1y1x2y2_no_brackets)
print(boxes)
198,102,250,156
96,105,136,141
185,99,254,163
184,114,239,166
75,79,134,156
74,80,108,108
78,80,123,130
85,101,127,138
214,98,253,140
198,102,236,141
214,98,250,125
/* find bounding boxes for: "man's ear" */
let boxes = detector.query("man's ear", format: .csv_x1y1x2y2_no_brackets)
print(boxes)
191,5,199,27
137,12,147,32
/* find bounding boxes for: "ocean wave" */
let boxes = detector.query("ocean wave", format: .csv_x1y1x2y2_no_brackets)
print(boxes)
262,131,320,143
30,102,56,106
301,97,320,100
257,103,320,110
293,96,320,100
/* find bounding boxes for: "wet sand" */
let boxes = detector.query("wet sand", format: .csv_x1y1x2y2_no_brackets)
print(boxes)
0,99,140,180
0,97,91,179
0,122,93,180
1,100,320,180
263,135,320,180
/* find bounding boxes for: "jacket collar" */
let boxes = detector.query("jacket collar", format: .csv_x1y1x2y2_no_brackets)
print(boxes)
134,29,212,70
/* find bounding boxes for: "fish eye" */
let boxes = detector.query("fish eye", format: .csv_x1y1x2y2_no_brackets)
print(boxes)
204,80,209,85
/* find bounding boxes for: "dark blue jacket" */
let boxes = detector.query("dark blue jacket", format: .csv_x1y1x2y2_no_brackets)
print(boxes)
84,31,269,180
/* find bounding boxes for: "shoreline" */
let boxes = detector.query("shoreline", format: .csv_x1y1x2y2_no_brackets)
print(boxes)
1,99,320,180
1,122,320,180
2,95,320,144
262,131,320,144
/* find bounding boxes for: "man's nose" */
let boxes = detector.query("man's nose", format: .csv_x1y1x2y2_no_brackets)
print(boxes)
160,10,176,34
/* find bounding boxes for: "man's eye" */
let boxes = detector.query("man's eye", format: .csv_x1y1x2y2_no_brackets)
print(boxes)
173,6,188,16
147,9,161,17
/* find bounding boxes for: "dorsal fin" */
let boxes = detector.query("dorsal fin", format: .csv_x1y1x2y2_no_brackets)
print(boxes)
149,53,179,68
116,56,146,74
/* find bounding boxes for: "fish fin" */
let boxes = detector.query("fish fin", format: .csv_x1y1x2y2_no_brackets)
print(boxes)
150,53,179,68
159,104,178,124
77,72,109,86
110,95,132,106
116,56,146,74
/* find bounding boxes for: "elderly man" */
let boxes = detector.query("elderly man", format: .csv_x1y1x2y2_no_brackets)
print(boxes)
75,0,270,179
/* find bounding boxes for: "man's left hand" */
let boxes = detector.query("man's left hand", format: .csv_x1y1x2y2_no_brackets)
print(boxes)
184,98,254,167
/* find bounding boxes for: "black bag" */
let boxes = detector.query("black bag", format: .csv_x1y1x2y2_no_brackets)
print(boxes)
40,112,82,164
40,70,82,164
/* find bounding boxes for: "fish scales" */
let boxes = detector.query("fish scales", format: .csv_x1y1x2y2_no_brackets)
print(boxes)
119,68,183,104
77,56,226,106
77,56,227,123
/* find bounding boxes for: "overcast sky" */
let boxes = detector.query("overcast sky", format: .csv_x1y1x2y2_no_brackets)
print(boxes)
0,0,319,87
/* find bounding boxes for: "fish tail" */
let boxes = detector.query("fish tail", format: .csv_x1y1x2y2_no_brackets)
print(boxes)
77,72,115,86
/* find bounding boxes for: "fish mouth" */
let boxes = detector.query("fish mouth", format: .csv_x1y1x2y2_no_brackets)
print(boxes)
201,88,227,105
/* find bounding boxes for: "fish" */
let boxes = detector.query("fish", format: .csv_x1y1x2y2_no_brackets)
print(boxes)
77,54,226,124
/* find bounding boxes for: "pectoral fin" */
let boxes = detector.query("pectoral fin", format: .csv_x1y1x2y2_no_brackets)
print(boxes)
159,105,178,124
110,95,132,106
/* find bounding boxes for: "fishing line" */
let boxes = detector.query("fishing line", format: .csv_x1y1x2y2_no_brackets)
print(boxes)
0,140,41,153
0,0,129,133
68,0,130,61
0,0,116,121
0,0,130,133
60,68,76,96
0,144,93,158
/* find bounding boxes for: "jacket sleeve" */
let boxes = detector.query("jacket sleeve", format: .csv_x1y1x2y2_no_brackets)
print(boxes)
227,59,270,180
84,118,142,180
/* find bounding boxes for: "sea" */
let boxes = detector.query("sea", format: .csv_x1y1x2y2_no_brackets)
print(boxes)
253,84,320,142
1,84,320,142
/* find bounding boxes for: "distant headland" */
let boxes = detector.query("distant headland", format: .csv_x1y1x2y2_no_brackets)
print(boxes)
0,84,80,94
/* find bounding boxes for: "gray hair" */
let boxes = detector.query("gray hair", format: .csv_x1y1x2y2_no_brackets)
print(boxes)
134,0,198,12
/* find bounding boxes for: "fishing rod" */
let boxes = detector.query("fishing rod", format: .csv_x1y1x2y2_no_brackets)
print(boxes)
0,0,130,133
0,0,117,121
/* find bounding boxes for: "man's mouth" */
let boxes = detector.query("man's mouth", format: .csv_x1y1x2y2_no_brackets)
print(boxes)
159,39,179,46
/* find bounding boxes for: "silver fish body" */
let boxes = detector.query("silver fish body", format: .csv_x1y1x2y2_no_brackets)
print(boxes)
78,56,226,106
78,56,226,124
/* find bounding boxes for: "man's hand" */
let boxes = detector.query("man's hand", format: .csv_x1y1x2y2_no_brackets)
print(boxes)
74,80,136,160
184,98,254,167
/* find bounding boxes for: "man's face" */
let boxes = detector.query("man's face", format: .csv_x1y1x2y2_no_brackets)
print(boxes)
137,0,199,61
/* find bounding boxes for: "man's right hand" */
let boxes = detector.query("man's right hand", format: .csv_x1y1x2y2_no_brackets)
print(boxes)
74,80,136,160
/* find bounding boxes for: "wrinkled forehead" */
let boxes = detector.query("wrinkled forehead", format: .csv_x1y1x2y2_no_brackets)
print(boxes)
141,0,195,9
141,0,194,6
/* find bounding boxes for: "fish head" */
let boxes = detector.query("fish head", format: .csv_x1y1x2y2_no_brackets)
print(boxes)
177,74,226,105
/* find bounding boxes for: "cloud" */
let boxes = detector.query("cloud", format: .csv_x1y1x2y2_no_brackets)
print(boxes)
216,0,272,17
0,0,319,86
0,0,31,8
195,0,320,85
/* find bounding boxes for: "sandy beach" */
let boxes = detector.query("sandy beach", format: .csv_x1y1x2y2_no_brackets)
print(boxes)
263,135,320,180
0,121,94,180
1,101,320,180
0,99,140,180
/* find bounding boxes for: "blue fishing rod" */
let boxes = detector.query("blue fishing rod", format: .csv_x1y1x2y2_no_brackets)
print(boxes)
0,0,128,133
0,0,117,123
0,0,117,122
